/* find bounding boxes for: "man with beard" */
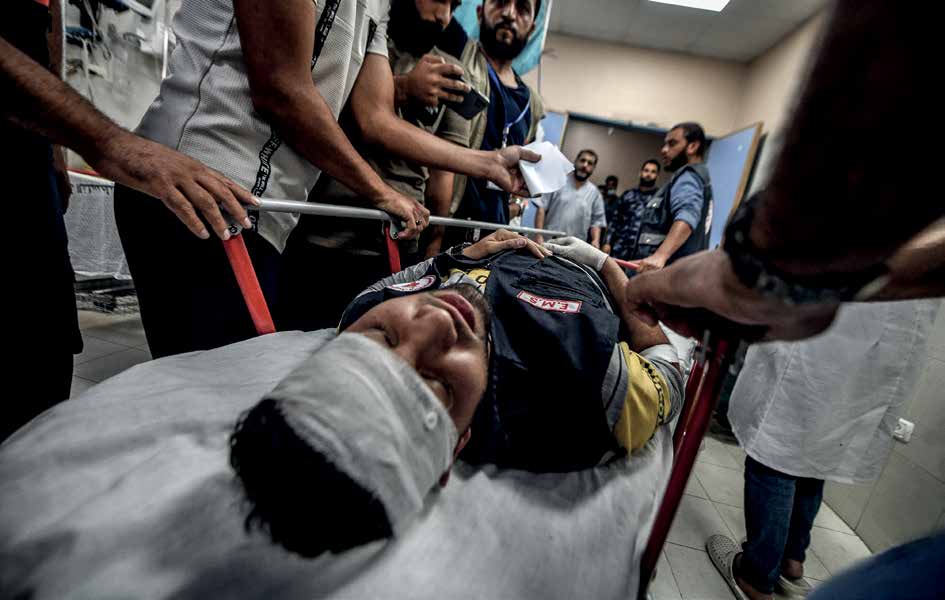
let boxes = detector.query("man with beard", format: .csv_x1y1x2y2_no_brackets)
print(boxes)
633,122,714,272
439,0,545,240
113,0,540,358
278,0,475,332
533,149,607,246
603,160,661,268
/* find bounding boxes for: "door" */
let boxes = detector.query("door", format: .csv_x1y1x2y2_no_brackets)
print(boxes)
704,122,763,248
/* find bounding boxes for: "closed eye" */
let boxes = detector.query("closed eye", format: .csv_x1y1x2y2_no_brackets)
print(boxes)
421,372,455,411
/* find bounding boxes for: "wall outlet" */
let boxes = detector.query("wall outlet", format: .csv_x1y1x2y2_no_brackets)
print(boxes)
893,418,915,443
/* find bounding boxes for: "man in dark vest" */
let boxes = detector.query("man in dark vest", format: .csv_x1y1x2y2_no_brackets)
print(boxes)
634,122,714,272
337,231,683,473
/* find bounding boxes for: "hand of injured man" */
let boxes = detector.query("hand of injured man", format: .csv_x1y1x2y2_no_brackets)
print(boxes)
543,236,608,271
463,229,550,260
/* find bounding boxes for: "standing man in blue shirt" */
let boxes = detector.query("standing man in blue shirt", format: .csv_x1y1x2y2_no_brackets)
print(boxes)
438,0,545,243
634,122,714,272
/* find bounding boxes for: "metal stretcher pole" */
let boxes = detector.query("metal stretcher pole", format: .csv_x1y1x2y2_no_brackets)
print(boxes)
256,198,568,239
222,235,276,336
637,334,736,600
673,350,707,455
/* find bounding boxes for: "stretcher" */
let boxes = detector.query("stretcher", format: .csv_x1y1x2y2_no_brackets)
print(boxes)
222,204,737,600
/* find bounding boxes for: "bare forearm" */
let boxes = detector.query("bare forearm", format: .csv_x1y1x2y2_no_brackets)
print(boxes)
752,0,940,276
535,207,546,230
600,258,669,350
393,74,409,109
652,220,692,261
262,85,390,202
48,0,64,77
362,111,493,180
590,227,601,248
423,168,453,256
427,169,454,218
1,36,125,162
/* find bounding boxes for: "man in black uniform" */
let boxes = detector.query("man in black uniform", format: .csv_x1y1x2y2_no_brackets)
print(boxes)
604,159,661,267
339,230,683,472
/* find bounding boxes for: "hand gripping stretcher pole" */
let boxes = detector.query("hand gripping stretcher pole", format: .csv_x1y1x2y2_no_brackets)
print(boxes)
218,199,737,600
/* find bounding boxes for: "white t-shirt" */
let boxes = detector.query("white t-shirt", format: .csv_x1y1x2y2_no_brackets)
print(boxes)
136,0,391,252
534,177,606,241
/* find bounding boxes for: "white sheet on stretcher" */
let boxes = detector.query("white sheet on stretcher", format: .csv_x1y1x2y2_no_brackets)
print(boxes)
0,331,673,599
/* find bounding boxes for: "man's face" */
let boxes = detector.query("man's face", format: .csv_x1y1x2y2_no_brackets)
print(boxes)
478,0,537,61
573,152,597,182
389,0,452,56
415,0,453,28
346,286,490,433
640,163,659,187
661,128,695,172
605,179,618,193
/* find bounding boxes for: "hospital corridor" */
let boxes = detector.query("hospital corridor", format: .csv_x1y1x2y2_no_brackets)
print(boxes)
4,0,944,598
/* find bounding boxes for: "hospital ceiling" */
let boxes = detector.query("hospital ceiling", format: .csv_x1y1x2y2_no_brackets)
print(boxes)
546,0,831,63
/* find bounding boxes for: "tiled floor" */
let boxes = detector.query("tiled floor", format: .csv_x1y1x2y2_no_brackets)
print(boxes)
71,311,877,600
71,310,151,396
651,435,874,599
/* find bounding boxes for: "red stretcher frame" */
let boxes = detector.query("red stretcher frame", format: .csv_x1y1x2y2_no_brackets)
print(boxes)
221,231,734,600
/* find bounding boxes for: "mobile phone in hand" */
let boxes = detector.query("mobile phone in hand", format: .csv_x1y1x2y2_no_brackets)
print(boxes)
443,77,489,120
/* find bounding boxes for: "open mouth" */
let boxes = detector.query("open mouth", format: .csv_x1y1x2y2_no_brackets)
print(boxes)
437,292,478,333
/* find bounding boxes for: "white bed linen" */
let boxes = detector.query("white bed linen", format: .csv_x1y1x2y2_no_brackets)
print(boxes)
0,331,672,599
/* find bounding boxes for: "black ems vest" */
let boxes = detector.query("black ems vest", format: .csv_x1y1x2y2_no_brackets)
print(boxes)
635,163,713,263
339,250,622,472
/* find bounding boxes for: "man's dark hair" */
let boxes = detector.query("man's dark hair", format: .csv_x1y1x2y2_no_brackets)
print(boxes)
230,399,392,558
671,122,707,156
641,159,661,172
605,175,618,185
576,149,598,163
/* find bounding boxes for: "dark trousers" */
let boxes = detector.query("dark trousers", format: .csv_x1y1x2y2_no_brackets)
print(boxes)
277,234,392,333
740,456,825,594
3,142,79,442
2,1,79,441
114,185,280,358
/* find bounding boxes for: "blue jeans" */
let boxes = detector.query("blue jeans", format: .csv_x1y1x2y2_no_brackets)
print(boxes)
807,531,945,600
738,456,825,594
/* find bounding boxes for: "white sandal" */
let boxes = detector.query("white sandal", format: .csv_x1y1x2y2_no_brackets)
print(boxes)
777,573,813,598
706,534,749,600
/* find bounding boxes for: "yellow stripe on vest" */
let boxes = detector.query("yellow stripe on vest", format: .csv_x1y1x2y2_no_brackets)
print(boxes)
613,343,671,452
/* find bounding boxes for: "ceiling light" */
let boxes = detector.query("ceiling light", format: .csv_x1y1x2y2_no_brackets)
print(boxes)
648,0,731,12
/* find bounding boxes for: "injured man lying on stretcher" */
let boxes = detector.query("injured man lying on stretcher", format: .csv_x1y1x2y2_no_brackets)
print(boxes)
229,230,682,558
0,231,681,599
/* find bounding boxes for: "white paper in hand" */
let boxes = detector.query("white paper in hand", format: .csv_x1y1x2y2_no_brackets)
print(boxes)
519,141,574,196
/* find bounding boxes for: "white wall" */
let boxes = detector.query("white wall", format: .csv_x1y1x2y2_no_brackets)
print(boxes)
523,15,827,138
734,12,828,133
521,32,747,135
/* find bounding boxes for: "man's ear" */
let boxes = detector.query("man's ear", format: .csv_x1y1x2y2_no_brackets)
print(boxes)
439,427,472,487
477,4,483,22
687,141,700,158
